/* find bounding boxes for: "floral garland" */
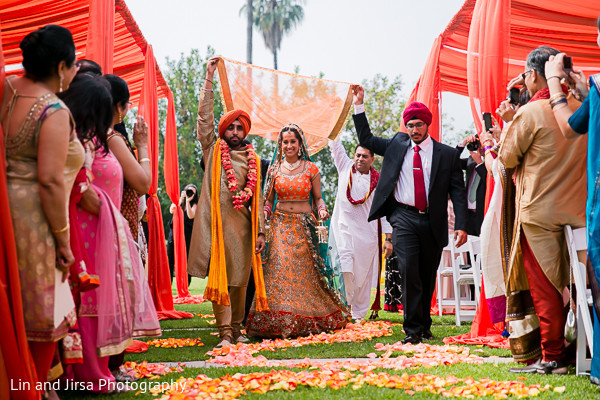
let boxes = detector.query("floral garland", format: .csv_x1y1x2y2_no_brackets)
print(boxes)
346,166,379,205
220,140,258,210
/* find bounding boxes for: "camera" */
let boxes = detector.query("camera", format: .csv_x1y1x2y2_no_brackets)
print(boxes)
186,188,195,197
466,137,480,152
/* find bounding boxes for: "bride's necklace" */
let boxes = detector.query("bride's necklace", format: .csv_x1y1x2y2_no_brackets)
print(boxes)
283,158,301,170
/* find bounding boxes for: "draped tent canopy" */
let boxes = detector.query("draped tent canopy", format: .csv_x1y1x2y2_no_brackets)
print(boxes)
0,0,192,316
408,0,600,140
0,0,170,103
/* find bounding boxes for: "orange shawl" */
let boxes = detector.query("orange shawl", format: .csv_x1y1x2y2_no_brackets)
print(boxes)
204,139,268,311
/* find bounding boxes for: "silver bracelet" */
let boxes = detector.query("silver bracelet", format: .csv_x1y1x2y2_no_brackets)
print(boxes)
201,87,213,93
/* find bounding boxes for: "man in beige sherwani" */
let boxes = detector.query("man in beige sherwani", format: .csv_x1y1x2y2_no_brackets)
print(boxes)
499,46,587,375
188,57,266,347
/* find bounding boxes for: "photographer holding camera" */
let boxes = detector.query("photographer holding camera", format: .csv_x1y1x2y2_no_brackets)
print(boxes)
167,184,199,284
456,134,487,236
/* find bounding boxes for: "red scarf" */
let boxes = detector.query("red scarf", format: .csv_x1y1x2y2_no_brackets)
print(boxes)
529,84,568,103
347,166,379,205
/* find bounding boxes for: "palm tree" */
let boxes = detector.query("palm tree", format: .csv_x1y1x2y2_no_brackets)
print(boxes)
240,0,254,63
252,0,305,70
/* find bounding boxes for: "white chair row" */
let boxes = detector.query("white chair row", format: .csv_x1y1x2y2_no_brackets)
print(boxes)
565,225,593,376
437,234,482,326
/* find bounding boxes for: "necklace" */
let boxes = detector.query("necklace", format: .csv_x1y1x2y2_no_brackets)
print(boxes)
283,159,301,170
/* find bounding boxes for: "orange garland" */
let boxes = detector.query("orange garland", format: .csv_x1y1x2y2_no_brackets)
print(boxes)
221,140,257,210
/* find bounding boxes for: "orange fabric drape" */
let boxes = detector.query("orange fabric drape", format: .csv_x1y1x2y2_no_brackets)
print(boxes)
0,27,40,400
216,57,353,154
86,0,115,74
140,46,191,320
164,90,190,298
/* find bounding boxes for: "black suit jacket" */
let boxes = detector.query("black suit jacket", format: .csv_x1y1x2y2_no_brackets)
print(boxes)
457,147,487,230
353,112,468,248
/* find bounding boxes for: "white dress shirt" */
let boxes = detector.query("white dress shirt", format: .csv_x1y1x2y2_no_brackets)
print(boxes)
394,135,433,206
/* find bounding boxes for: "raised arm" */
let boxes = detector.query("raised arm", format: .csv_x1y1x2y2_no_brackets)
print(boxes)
197,57,219,150
351,85,390,156
545,53,587,139
109,118,151,195
328,138,352,172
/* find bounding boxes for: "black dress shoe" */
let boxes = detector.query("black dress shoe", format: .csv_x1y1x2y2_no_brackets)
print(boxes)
536,360,567,375
508,358,543,374
401,334,422,345
421,330,434,340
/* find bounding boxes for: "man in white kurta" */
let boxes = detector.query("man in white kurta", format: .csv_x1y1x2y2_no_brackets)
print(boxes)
329,139,393,321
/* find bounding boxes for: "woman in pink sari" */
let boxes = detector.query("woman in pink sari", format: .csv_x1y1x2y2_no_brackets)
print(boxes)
59,73,160,392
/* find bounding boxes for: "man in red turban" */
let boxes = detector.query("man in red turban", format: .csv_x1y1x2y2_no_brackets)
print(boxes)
352,85,468,345
188,57,267,348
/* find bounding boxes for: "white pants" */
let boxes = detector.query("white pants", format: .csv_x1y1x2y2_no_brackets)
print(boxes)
343,263,375,320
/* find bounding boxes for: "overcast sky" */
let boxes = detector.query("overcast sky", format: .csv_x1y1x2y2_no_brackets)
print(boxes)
126,0,473,137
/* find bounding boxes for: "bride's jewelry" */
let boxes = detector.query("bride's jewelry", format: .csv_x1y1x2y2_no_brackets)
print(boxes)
283,159,301,170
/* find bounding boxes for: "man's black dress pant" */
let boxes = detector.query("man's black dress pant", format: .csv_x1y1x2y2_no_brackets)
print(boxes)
389,205,443,337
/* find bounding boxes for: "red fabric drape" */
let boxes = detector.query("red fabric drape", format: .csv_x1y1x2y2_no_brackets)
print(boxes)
86,0,115,74
140,46,191,320
466,0,509,133
461,0,510,339
164,90,190,298
0,27,40,399
1,0,171,104
408,0,600,142
404,36,442,140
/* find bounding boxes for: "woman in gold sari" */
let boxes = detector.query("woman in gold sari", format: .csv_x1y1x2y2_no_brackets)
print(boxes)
1,25,81,390
246,124,349,338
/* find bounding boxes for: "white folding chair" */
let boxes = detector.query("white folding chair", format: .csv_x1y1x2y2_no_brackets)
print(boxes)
437,235,481,325
565,225,593,376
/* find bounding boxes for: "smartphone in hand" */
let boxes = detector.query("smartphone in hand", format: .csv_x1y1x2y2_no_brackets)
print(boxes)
563,56,573,75
483,112,493,132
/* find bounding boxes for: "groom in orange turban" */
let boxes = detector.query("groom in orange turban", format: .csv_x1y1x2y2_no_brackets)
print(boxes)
188,57,267,348
218,109,252,149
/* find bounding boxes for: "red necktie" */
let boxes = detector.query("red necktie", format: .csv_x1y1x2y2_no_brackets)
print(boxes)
413,145,427,211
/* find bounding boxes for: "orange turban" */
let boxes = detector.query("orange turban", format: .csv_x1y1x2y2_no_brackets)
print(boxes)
217,109,251,138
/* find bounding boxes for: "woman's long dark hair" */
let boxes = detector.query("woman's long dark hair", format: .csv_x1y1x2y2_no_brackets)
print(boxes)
104,74,130,110
58,73,113,153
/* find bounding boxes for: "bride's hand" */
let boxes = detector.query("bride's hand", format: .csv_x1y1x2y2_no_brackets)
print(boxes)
318,208,329,221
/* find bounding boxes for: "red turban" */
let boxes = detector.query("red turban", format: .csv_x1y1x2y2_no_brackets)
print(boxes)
402,102,432,126
217,109,252,138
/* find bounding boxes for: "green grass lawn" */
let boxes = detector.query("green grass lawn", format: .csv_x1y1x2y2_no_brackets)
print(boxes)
56,277,599,399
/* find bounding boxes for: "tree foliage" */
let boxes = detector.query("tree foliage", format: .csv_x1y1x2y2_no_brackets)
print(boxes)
144,47,224,230
311,73,406,211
